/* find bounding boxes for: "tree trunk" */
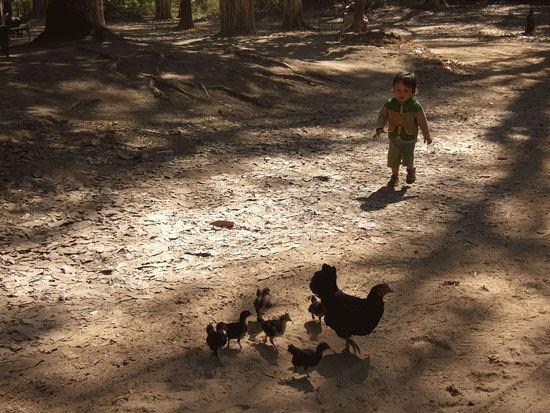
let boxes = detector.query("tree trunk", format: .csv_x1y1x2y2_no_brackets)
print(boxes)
1,25,8,57
155,0,172,20
44,0,105,40
219,0,255,36
281,0,304,30
524,8,535,35
32,0,49,17
1,2,7,57
422,0,449,10
177,0,194,30
349,0,365,33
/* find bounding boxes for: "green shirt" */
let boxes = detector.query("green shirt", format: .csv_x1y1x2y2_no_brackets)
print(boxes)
376,97,430,143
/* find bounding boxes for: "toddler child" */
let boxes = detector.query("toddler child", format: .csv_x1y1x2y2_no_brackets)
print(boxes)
373,72,432,187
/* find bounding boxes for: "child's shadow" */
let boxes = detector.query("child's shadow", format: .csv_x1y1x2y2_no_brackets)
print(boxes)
357,186,417,211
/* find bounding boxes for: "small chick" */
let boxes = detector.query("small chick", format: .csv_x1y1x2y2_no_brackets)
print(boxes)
288,342,331,378
258,313,292,349
206,322,227,358
226,310,253,349
308,295,326,323
254,287,273,317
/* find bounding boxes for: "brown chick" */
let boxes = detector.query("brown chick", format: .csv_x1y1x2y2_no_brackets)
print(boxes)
254,287,273,317
257,313,292,349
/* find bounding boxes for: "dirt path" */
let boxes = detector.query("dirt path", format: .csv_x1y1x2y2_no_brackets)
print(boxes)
1,3,549,412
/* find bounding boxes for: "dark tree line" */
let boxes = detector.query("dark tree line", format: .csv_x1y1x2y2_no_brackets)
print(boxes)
31,0,516,41
40,0,308,39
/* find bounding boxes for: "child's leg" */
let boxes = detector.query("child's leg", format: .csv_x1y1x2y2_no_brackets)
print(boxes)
406,166,416,184
403,143,416,184
387,143,401,187
387,144,401,173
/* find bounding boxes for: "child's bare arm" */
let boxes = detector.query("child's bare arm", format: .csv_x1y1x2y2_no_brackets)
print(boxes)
374,106,388,139
416,109,431,145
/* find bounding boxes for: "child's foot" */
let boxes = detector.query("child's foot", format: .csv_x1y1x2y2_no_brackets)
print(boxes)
406,168,416,184
387,174,399,188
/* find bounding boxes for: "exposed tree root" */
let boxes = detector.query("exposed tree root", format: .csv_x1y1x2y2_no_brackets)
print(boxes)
143,74,208,101
253,66,326,86
207,85,264,107
232,48,294,71
79,43,320,107
78,46,122,71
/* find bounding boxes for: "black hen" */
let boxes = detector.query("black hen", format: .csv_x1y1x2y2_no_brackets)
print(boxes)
254,287,273,317
288,342,331,377
206,322,227,358
226,310,253,349
258,313,292,349
308,295,326,323
310,264,392,353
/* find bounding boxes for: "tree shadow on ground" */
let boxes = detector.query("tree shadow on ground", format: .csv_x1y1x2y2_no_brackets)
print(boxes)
345,35,550,409
2,5,550,412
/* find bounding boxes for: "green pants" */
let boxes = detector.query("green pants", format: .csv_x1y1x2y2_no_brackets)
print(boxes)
387,141,415,168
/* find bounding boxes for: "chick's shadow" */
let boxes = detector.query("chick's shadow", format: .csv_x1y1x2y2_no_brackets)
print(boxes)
198,353,224,379
246,320,263,340
252,342,280,366
278,376,315,393
316,352,370,383
304,320,322,341
221,346,244,359
357,186,417,212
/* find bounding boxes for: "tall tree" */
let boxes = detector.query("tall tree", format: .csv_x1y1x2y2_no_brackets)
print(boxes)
422,0,449,10
155,0,172,20
32,0,49,17
219,0,255,36
346,0,366,33
0,3,7,57
281,0,305,30
177,0,194,30
44,0,105,40
525,8,535,35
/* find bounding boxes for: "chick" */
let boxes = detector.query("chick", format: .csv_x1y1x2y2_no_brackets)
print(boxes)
308,295,326,323
257,313,292,349
225,310,253,349
288,342,331,378
254,287,273,317
206,322,227,358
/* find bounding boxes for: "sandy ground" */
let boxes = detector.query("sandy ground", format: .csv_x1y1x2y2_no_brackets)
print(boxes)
1,2,550,412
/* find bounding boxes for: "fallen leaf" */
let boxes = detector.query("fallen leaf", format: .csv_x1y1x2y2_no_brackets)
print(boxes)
210,220,235,229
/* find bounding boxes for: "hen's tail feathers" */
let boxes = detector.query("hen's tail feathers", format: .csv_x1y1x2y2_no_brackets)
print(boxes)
287,344,299,355
310,264,339,299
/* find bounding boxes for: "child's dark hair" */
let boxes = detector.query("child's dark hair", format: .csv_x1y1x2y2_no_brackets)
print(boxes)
393,72,417,92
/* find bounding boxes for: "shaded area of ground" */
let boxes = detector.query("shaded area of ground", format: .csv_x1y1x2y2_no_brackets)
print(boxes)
1,3,550,412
